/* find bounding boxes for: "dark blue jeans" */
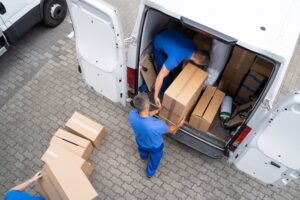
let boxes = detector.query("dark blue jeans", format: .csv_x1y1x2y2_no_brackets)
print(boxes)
138,144,164,177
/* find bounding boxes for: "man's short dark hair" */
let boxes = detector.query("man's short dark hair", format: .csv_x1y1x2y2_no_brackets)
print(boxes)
133,93,149,112
195,50,210,66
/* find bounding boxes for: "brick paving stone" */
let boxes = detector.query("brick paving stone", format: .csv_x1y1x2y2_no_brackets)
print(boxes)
0,0,299,199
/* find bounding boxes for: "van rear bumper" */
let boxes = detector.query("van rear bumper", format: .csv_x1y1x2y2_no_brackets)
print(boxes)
169,125,225,158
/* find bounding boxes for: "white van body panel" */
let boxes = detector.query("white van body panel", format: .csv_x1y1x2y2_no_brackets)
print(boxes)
66,0,126,106
229,92,300,186
0,0,40,30
144,0,300,102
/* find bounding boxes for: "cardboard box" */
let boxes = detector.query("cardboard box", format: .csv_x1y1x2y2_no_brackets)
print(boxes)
189,86,225,132
218,47,256,95
50,129,93,160
82,161,94,177
235,71,265,104
41,143,86,166
65,112,106,147
38,158,98,200
161,63,208,118
250,57,274,77
193,33,212,52
140,54,157,91
159,107,182,125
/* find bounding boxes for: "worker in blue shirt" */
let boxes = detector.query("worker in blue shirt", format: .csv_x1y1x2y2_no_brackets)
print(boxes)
129,93,184,177
152,29,210,108
4,171,44,200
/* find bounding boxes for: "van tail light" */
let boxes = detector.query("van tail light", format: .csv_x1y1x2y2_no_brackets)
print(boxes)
229,126,252,151
127,67,136,98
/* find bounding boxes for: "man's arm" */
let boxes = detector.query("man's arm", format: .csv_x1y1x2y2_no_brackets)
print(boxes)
149,109,160,116
168,118,185,135
154,65,170,108
9,171,42,191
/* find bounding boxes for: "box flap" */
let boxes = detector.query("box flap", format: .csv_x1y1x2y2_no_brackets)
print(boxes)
203,89,225,123
140,54,157,91
251,57,274,77
54,129,92,149
46,158,98,200
41,143,85,167
192,86,216,117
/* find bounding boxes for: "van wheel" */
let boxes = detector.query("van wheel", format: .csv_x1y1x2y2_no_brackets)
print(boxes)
43,0,67,27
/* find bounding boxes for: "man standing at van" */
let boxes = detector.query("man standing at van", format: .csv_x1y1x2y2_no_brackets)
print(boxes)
129,93,184,177
152,29,210,108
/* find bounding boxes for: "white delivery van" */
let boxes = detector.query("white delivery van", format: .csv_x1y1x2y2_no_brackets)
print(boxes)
66,0,300,187
0,0,67,57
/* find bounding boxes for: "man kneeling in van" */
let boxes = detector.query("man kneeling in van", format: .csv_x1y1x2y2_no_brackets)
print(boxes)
129,93,184,177
152,29,210,108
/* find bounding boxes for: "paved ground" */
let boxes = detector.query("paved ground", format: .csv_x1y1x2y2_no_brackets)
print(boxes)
0,0,300,199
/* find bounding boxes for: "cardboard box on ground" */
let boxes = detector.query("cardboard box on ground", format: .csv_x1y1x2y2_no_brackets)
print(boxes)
159,63,208,125
37,112,106,200
65,112,106,148
189,86,225,132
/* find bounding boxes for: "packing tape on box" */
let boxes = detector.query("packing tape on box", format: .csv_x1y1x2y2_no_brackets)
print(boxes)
46,150,59,158
69,118,99,135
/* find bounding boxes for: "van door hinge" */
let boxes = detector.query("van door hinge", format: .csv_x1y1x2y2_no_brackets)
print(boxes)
124,36,137,46
262,99,272,110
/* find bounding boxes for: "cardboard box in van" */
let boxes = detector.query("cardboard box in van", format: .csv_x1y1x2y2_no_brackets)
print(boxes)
218,47,256,95
140,54,157,91
159,107,181,125
50,129,93,160
250,57,274,78
65,112,106,147
38,158,98,200
160,63,208,123
189,86,225,132
235,70,266,104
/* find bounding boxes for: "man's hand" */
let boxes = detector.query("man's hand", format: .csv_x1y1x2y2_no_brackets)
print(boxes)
168,118,185,134
149,108,160,116
30,171,42,182
154,96,161,109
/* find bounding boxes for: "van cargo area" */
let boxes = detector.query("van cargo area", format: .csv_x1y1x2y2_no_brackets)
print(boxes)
137,8,276,155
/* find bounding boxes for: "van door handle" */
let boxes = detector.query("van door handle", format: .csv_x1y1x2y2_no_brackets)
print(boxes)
0,2,6,15
270,161,281,168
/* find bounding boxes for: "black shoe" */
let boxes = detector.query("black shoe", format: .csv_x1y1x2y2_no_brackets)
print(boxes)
146,174,152,178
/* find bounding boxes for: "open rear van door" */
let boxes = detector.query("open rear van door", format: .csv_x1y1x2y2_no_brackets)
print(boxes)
230,91,300,186
66,0,126,106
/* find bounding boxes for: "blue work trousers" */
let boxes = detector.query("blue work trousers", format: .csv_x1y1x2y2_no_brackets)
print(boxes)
138,144,164,177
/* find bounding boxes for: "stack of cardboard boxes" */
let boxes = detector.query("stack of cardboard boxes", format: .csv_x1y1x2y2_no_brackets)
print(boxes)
37,112,106,200
159,63,208,125
218,46,274,104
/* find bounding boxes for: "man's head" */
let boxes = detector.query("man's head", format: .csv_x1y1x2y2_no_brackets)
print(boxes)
133,93,150,113
191,50,210,66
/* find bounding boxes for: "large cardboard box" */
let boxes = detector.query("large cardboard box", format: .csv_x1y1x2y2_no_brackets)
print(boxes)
41,143,85,166
65,112,106,147
140,54,157,91
250,57,274,78
189,86,225,132
50,129,93,160
159,107,181,125
218,47,256,95
41,143,93,177
235,70,265,104
38,158,98,200
161,63,208,118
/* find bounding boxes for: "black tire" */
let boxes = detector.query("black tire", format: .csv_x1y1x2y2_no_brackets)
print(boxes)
43,0,67,27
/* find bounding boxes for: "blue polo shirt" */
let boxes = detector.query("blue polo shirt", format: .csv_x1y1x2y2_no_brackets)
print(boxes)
5,190,44,200
129,109,169,149
153,29,197,71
